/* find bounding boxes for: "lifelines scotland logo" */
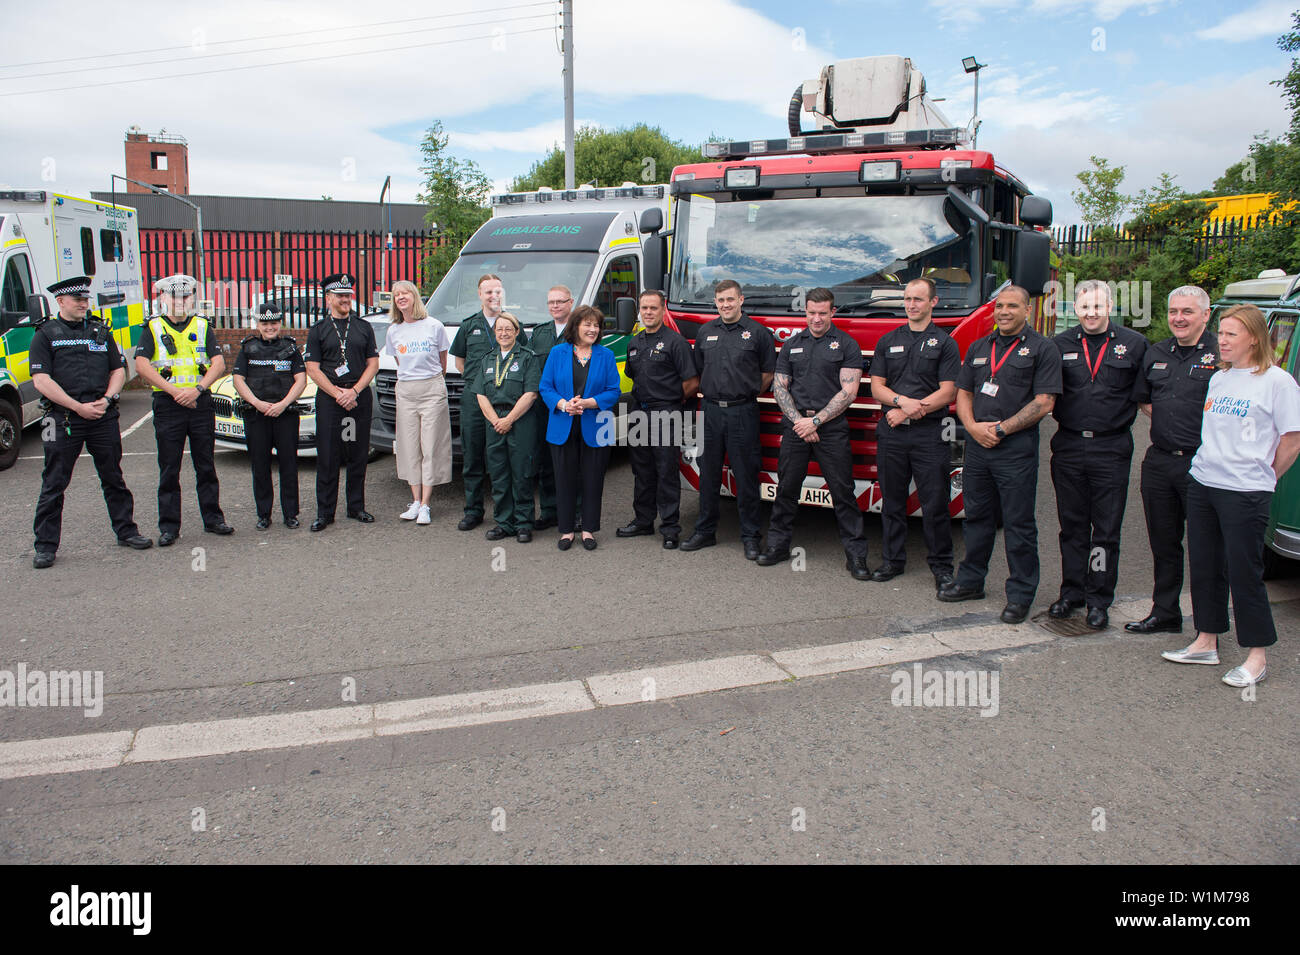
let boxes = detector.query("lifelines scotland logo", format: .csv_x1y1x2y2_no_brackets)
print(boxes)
1206,395,1251,418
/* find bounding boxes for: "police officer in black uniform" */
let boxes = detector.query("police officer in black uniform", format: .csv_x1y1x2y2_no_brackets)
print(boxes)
29,277,153,568
1048,279,1148,630
870,277,962,589
616,289,697,548
939,285,1062,623
1125,285,1219,635
233,302,307,529
759,287,871,578
680,279,776,560
303,273,379,531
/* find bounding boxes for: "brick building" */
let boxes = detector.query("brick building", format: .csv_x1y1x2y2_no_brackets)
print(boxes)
124,127,190,194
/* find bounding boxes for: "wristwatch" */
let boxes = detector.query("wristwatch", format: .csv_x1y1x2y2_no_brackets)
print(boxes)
196,383,207,395
995,422,1006,439
892,395,901,407
106,393,120,407
812,416,822,428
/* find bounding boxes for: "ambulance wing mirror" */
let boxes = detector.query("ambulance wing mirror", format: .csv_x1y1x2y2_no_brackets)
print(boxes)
27,292,52,324
1012,229,1051,297
612,297,637,335
639,208,663,234
643,233,669,296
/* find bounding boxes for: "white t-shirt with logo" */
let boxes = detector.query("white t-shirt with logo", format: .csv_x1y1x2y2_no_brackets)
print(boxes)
384,317,451,382
1190,365,1300,492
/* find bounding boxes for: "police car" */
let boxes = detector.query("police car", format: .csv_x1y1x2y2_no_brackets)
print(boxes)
211,311,393,456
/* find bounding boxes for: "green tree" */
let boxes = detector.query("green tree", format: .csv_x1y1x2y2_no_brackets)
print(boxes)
1125,173,1211,239
510,124,707,192
1211,135,1295,194
1071,156,1130,232
417,120,492,291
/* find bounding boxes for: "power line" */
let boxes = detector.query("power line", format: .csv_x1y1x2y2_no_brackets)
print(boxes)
0,26,555,97
5,12,553,81
0,2,554,70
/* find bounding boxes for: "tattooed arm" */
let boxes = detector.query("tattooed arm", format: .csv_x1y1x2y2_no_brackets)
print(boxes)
773,372,800,424
814,367,863,425
999,393,1056,436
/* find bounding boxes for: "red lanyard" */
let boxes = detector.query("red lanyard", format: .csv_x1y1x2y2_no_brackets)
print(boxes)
1081,337,1109,380
988,337,1021,381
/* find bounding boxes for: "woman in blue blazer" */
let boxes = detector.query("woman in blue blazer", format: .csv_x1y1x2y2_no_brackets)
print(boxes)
539,305,623,550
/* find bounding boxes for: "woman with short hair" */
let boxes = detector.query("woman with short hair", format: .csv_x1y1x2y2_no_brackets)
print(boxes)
474,311,541,542
383,280,452,525
539,305,622,550
1162,304,1300,686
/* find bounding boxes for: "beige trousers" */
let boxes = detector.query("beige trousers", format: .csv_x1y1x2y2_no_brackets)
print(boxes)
395,376,452,486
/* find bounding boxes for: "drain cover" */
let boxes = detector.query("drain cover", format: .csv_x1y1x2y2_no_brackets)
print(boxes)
1033,611,1107,637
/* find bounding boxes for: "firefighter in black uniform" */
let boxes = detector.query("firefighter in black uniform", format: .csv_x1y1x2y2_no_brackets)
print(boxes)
303,272,380,531
615,289,698,548
134,273,232,545
760,287,871,579
680,279,776,560
1048,279,1148,630
939,286,1062,623
232,302,307,529
870,277,962,589
30,276,152,568
1125,285,1218,635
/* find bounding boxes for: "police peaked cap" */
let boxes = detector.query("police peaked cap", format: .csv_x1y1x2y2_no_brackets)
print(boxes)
154,273,199,297
47,276,93,298
256,301,284,321
322,273,355,295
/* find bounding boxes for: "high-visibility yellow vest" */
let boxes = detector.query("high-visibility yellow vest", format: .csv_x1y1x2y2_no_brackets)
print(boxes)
148,316,210,389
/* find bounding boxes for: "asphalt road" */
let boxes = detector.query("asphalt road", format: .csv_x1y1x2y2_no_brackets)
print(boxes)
0,390,1295,864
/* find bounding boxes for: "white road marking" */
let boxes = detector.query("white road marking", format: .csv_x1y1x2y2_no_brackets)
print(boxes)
586,655,789,706
119,409,153,440
0,731,134,779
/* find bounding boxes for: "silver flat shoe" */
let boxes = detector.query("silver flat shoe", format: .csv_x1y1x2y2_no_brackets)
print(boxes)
1160,644,1220,665
1222,665,1266,687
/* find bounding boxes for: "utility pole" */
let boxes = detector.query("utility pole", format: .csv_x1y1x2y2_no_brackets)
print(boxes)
111,173,204,290
562,0,575,189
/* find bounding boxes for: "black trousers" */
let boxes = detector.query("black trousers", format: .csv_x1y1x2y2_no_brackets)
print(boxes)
955,429,1041,605
153,393,224,534
551,424,610,534
460,395,488,519
877,419,953,575
245,409,300,521
1187,479,1277,647
533,402,557,523
33,410,140,553
629,403,685,538
1050,430,1134,610
694,400,762,542
314,387,372,519
1139,446,1193,620
766,416,867,558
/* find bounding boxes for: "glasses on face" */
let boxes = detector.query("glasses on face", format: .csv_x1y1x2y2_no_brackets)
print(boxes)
548,298,571,306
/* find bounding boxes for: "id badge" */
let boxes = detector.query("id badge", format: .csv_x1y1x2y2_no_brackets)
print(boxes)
980,380,1000,397
335,362,350,377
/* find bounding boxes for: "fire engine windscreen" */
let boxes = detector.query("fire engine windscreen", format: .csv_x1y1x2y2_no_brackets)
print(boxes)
425,252,598,328
670,193,975,312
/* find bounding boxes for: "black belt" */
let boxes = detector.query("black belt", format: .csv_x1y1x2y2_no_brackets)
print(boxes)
1155,445,1197,457
638,400,683,410
705,397,754,407
1060,426,1129,439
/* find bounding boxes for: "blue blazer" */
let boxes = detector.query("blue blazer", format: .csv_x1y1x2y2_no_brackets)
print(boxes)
539,343,622,447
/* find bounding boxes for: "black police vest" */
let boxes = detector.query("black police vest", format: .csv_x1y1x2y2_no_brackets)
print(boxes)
40,319,114,403
241,336,299,402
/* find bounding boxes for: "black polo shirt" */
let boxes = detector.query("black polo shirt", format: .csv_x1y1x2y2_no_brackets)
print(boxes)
303,313,378,388
692,314,776,402
29,318,125,403
627,325,694,406
1052,321,1148,433
957,326,1063,423
1132,329,1219,453
775,323,864,412
871,321,961,424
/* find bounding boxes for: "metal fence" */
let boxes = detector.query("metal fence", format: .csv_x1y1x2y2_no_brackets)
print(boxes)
1051,215,1279,262
140,229,438,327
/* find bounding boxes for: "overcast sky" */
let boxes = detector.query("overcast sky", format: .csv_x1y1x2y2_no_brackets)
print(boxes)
1,0,1294,224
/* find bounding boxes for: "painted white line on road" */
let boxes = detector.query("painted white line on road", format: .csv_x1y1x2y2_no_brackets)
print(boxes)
586,655,789,706
773,634,951,679
119,410,153,440
931,623,1054,653
124,706,375,765
375,681,593,734
0,731,134,779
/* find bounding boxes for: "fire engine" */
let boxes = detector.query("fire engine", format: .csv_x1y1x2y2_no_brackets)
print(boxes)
640,55,1055,515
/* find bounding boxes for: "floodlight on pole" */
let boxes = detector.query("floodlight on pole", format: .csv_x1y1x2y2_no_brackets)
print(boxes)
962,56,985,149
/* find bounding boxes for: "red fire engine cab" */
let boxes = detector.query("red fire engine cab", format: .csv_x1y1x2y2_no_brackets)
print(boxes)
639,55,1055,516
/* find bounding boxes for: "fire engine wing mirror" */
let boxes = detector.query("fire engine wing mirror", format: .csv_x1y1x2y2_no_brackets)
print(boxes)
639,208,663,234
643,233,669,295
611,297,637,335
27,292,52,324
1012,229,1051,297
945,186,989,228
1020,195,1052,228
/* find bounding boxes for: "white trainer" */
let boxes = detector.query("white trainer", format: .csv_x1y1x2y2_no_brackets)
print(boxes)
417,505,432,525
400,501,421,521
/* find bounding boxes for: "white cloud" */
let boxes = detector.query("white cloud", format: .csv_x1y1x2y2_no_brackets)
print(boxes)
448,119,601,154
928,0,1172,27
1196,0,1296,42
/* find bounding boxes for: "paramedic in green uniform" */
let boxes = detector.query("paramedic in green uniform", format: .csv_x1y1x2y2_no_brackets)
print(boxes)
476,311,541,542
450,273,506,531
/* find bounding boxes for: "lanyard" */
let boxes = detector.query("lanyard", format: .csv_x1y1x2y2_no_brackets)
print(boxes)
494,348,514,389
332,317,351,360
988,336,1022,381
1081,336,1109,380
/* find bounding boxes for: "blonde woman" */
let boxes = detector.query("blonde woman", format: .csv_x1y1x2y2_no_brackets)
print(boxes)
382,281,452,524
1163,305,1300,686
